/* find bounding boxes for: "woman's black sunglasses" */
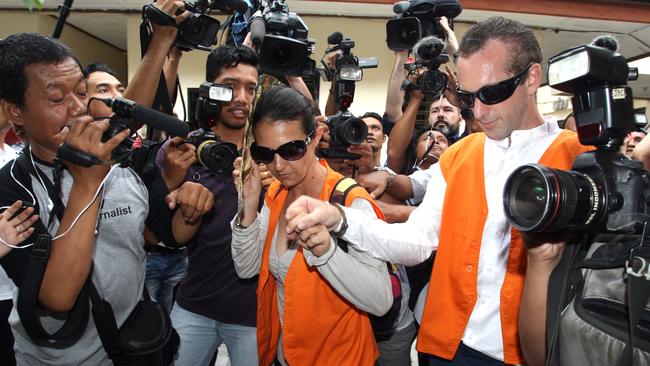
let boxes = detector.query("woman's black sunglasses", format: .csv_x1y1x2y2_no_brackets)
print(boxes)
250,137,312,164
456,63,533,108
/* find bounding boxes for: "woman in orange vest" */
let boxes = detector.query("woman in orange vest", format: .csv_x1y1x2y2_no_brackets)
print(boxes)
230,86,392,366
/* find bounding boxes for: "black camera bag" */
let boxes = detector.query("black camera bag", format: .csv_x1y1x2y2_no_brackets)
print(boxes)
546,232,650,366
88,280,179,366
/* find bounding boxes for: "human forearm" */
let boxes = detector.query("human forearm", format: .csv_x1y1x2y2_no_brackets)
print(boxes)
324,85,338,116
376,200,415,223
171,211,200,244
304,240,392,316
385,52,408,121
230,207,267,278
520,257,557,366
386,174,415,201
632,133,650,171
387,98,421,173
286,76,313,101
40,184,102,312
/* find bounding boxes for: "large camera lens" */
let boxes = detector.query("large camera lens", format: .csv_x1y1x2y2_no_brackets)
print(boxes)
334,117,368,146
420,71,447,96
197,140,239,176
503,164,604,232
271,45,291,67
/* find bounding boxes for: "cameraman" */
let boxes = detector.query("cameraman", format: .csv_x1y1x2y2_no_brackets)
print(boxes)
284,17,591,366
0,32,208,365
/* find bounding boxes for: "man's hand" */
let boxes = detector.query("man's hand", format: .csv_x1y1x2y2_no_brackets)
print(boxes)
357,170,390,198
166,181,214,225
0,200,39,256
63,116,131,185
162,136,196,190
295,224,332,257
285,196,341,240
152,0,190,34
521,232,574,267
345,142,374,171
317,115,330,150
322,50,342,74
442,64,462,108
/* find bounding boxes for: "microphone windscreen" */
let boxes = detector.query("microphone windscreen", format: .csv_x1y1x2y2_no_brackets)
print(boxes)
327,31,343,45
393,1,410,14
250,16,266,48
592,35,618,52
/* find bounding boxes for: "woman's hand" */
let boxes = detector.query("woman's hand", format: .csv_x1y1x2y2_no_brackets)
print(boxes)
233,156,262,227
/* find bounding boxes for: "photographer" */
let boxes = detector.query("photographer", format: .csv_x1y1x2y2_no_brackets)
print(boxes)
0,32,209,365
284,17,591,365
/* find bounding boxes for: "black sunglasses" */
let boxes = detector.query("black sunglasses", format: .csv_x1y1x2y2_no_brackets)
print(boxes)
250,137,312,164
456,63,533,108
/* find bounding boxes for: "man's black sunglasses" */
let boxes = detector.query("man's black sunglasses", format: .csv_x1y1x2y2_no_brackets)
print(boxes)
250,137,312,164
456,63,533,108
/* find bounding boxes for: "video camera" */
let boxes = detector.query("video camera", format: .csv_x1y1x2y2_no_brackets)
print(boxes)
58,97,190,167
386,0,462,51
144,0,249,52
402,36,449,96
319,32,377,160
249,0,315,77
186,82,240,175
503,44,649,234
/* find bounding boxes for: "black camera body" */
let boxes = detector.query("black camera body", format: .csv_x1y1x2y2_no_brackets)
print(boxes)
252,0,315,77
320,110,368,160
185,129,239,176
402,36,449,96
386,0,462,51
503,44,650,235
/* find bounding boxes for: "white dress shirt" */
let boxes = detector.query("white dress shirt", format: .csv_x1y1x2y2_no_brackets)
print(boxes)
342,119,563,361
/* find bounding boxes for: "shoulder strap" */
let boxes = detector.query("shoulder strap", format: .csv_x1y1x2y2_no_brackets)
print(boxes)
328,177,360,253
16,234,90,347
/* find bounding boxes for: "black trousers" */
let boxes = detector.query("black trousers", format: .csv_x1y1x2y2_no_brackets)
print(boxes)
0,299,15,366
422,343,507,366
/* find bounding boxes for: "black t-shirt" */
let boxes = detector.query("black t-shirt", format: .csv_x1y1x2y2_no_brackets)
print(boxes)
175,165,258,327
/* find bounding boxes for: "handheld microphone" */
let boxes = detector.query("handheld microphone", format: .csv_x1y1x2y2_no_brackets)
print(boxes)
249,14,266,49
100,97,190,138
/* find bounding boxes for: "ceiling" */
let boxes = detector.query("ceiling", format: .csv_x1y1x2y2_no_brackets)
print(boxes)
2,0,650,98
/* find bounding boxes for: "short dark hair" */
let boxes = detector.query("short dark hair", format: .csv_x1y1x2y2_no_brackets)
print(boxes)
205,45,258,82
413,126,450,147
457,16,542,75
0,33,81,107
252,86,315,136
360,112,382,123
83,62,119,79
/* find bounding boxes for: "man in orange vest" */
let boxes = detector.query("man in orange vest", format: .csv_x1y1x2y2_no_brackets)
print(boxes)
285,16,591,365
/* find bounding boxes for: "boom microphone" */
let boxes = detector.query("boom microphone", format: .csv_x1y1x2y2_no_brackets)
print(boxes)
392,1,410,14
101,97,190,138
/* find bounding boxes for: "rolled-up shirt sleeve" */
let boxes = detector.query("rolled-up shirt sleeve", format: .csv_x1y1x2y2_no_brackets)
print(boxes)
303,198,392,316
341,163,446,266
230,204,269,279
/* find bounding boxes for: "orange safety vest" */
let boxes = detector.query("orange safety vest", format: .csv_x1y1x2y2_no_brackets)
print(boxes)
256,160,385,366
417,130,592,364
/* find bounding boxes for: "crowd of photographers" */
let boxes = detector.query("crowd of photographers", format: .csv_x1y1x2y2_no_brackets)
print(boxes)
0,0,649,365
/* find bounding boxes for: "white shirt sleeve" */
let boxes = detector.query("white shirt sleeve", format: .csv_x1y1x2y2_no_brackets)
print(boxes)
341,163,446,266
409,165,435,205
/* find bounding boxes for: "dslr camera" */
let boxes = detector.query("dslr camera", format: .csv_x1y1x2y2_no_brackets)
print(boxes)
503,44,649,234
186,82,239,175
319,32,377,160
144,0,248,52
386,0,462,51
402,36,449,96
250,0,315,77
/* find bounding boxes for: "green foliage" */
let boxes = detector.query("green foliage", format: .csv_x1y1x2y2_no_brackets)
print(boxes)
23,0,44,10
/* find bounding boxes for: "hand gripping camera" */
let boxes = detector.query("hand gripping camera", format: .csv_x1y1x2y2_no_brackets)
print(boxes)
187,82,239,175
503,44,649,235
144,0,249,52
319,32,378,160
402,36,449,97
386,0,462,51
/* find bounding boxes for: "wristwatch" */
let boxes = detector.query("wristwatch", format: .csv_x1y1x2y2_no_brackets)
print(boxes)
330,203,348,238
375,165,397,189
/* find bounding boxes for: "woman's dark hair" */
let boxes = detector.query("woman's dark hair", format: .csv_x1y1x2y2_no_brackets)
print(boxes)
0,33,81,108
252,86,316,136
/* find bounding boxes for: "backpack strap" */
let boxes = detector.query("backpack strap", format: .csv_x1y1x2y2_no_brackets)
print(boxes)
328,177,360,253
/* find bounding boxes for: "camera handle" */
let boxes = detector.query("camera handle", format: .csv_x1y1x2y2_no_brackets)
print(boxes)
143,4,177,28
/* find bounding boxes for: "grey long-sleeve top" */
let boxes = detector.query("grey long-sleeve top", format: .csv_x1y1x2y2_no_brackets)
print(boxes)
230,198,393,318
